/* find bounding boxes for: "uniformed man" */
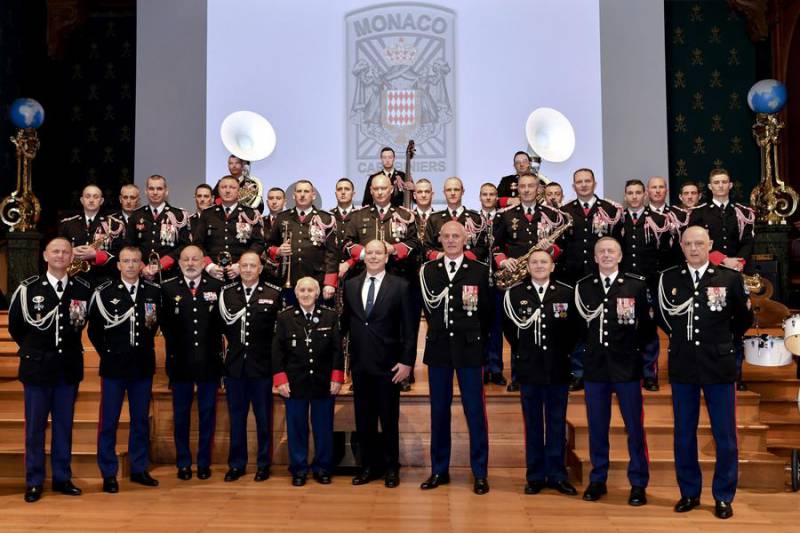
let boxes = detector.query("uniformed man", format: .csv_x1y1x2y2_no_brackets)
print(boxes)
343,174,421,285
497,151,532,208
9,238,92,503
478,182,505,386
188,184,214,236
127,174,191,279
88,246,161,493
678,181,701,209
560,168,624,391
688,168,755,390
646,175,690,269
423,177,489,263
361,146,413,207
113,183,141,224
656,226,753,520
192,175,265,281
272,277,344,486
419,221,492,495
213,154,265,213
331,178,358,280
218,251,282,482
619,179,674,392
503,250,578,496
575,237,652,506
543,182,564,208
59,184,126,285
492,172,568,392
265,179,339,303
160,245,224,481
261,187,286,284
412,178,435,229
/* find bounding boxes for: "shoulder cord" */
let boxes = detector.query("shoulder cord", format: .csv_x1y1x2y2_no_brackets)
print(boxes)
218,290,247,343
419,266,449,329
90,291,136,346
503,290,542,345
11,285,61,345
574,285,605,343
657,276,695,340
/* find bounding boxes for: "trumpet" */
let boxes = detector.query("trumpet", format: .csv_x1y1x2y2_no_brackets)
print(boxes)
148,250,162,284
67,234,110,277
281,221,293,289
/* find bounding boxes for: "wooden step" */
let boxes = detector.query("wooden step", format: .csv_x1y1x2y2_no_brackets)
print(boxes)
0,417,131,447
759,401,800,424
748,381,800,401
0,443,129,480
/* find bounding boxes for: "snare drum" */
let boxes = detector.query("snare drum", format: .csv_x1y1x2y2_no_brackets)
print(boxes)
743,335,793,367
783,314,800,355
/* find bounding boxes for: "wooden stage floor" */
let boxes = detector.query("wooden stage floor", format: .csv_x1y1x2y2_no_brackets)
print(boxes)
0,466,798,532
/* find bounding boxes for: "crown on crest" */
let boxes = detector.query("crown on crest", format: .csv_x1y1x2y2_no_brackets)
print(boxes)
384,38,416,66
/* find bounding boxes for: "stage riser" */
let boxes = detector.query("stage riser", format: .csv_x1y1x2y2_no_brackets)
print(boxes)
565,397,761,424
570,426,768,454
0,420,131,447
0,451,128,480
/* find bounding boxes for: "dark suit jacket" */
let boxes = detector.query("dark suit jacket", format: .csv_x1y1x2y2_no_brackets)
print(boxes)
343,272,416,375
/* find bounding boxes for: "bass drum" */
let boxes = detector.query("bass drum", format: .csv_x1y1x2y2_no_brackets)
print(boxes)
743,335,793,367
783,314,800,355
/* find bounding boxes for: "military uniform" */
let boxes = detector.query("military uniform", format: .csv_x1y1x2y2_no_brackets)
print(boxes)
9,274,91,490
259,213,282,285
656,263,752,504
480,209,505,379
126,203,191,273
491,203,567,268
574,272,653,490
422,207,490,263
265,207,339,292
362,168,407,207
343,205,421,282
419,256,492,479
649,204,691,268
160,274,224,473
218,281,282,474
212,175,265,213
504,280,577,484
272,306,344,478
88,278,160,480
59,213,126,284
559,197,624,284
192,203,265,266
688,202,756,274
496,173,520,208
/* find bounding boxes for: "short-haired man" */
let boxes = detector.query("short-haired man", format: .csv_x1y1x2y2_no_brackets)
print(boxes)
423,177,489,263
331,178,358,282
213,154,265,213
478,182,504,386
678,182,701,209
646,176,690,267
115,183,141,224
544,182,564,208
88,246,161,492
362,147,413,207
9,238,92,502
188,184,214,235
497,151,532,208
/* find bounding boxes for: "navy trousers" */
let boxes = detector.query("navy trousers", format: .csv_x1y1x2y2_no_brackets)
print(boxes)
171,380,219,469
584,380,649,487
484,288,504,374
224,376,273,470
23,377,78,487
642,334,660,380
569,342,586,379
520,384,569,483
284,395,334,476
97,377,153,478
672,382,738,502
428,366,489,478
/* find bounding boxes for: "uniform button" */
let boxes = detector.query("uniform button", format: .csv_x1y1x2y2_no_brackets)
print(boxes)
632,263,637,268
309,359,314,363
632,253,636,257
245,342,250,346
194,319,198,323
449,308,454,312
449,320,453,324
309,349,313,353
194,330,198,334
541,324,547,329
246,312,251,317
542,334,547,339
695,340,700,346
58,349,63,353
245,332,249,336
449,332,454,337
194,342,199,346
694,291,699,296
604,331,608,336
245,322,250,326
603,342,609,347
694,329,699,333
59,313,64,318
603,319,608,324
543,346,548,351
59,326,64,330
365,322,368,326
135,342,139,346
193,308,197,312
448,283,453,288
603,298,608,303
694,303,699,308
309,370,314,374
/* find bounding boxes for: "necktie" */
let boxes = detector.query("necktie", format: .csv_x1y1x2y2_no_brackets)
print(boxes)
604,277,611,289
152,207,159,219
583,202,590,216
86,217,93,228
245,287,252,299
720,203,726,211
365,277,376,315
451,210,458,219
129,285,136,297
379,208,385,219
632,212,639,224
56,280,64,294
694,270,700,285
225,207,231,217
525,206,533,222
538,286,544,295
306,312,313,322
188,280,196,296
449,261,457,274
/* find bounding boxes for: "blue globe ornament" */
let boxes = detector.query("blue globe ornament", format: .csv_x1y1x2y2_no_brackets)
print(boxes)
747,79,787,114
9,98,45,129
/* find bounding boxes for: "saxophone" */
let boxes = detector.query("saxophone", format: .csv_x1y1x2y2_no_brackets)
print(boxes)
494,213,573,290
67,233,111,277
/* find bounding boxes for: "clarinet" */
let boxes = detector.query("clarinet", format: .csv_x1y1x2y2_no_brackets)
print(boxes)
486,214,495,287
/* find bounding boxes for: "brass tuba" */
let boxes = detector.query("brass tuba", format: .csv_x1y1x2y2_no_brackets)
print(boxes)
220,111,275,210
494,213,573,290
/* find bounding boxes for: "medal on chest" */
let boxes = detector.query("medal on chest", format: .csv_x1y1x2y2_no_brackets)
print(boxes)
236,221,252,243
160,221,177,246
616,297,636,325
144,302,157,328
706,286,727,311
69,299,87,327
462,285,478,316
553,302,568,319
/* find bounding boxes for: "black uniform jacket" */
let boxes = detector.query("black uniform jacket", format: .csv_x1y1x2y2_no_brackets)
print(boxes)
88,278,161,379
419,257,492,368
342,272,416,375
59,212,126,279
362,169,407,207
559,197,623,283
160,274,224,382
9,274,92,386
423,208,489,263
688,202,756,274
656,264,753,384
575,271,655,383
191,203,265,263
272,306,344,399
504,280,578,386
343,205,420,281
219,281,282,379
619,208,674,280
492,203,566,268
125,203,191,272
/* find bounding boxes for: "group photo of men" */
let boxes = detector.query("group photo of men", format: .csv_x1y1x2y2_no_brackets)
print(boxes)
10,147,756,520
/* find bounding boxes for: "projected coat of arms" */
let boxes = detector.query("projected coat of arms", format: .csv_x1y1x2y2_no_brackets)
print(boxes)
346,4,456,180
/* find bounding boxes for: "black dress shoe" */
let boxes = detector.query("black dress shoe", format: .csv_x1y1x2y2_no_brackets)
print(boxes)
130,471,159,487
400,379,412,392
673,496,700,513
384,470,399,488
569,376,584,392
582,481,607,501
224,468,245,482
197,467,212,480
642,378,659,392
628,485,647,506
491,372,507,386
546,479,577,496
53,480,82,496
736,381,748,391
313,471,332,485
352,469,376,486
292,474,307,487
177,467,192,480
24,485,43,503
506,381,520,392
103,476,119,493
420,473,450,490
254,468,270,482
473,478,490,495
524,480,545,494
715,500,733,519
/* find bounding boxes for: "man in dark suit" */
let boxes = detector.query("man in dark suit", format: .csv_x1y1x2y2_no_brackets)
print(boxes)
88,246,161,493
344,240,416,488
160,244,224,481
656,226,753,520
361,147,413,207
9,237,92,502
419,221,493,495
575,237,652,506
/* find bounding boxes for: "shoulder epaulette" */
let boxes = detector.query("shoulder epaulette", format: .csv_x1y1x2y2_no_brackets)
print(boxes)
659,264,681,275
576,273,593,285
602,198,624,210
263,281,282,292
353,205,371,213
555,280,574,290
223,281,238,290
624,272,646,281
95,280,113,292
72,276,91,288
279,305,296,315
319,304,335,312
21,275,39,286
161,276,179,285
470,258,488,268
694,203,708,210
59,214,81,223
718,264,739,272
142,279,160,288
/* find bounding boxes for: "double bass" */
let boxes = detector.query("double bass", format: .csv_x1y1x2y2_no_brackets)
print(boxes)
403,140,415,208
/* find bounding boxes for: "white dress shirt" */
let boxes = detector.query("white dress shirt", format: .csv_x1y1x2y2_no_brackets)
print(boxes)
601,271,618,293
444,255,464,281
688,262,709,286
46,272,69,299
123,280,139,300
361,270,387,309
532,281,550,301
